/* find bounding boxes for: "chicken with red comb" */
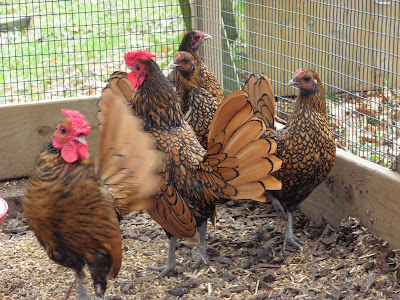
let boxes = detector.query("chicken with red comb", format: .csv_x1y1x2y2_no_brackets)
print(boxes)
125,50,157,90
52,109,90,163
24,104,162,298
115,49,282,277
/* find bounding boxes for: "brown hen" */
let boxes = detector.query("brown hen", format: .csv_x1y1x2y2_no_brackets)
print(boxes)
115,49,282,277
244,69,336,250
23,100,160,298
170,50,218,149
177,30,224,104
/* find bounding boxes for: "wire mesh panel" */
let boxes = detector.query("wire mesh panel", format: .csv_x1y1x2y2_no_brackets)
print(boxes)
194,0,400,170
0,0,187,103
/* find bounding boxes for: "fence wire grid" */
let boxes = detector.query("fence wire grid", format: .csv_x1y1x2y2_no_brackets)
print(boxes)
1,0,399,170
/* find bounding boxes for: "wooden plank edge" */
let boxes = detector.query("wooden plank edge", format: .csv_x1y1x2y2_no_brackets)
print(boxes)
0,96,101,181
0,95,99,109
299,147,400,249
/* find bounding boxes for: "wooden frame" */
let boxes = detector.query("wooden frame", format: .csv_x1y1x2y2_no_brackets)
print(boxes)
299,147,400,249
0,96,100,180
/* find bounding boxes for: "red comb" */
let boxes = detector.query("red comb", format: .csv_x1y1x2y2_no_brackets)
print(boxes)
125,49,156,65
61,109,91,136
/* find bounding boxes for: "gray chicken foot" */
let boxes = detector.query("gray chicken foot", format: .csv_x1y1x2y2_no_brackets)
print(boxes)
148,236,182,278
283,211,306,251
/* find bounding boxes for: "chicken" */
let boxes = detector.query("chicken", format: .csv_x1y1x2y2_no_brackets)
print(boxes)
177,30,224,104
117,49,282,277
23,100,161,298
101,71,133,105
244,69,336,250
170,51,218,149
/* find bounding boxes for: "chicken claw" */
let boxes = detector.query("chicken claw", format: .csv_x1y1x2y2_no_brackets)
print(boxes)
148,237,182,278
283,211,306,252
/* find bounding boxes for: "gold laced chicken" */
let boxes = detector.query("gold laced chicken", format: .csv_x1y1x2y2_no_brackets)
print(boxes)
176,30,224,104
170,50,219,149
105,49,282,277
244,69,336,250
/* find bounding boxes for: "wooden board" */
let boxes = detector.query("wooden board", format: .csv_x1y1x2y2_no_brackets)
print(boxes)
299,147,400,249
0,96,100,181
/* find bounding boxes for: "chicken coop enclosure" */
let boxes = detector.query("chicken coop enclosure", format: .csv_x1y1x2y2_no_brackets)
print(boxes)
1,0,400,244
1,2,400,299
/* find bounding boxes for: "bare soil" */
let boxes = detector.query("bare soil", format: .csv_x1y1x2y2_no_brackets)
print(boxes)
1,180,399,299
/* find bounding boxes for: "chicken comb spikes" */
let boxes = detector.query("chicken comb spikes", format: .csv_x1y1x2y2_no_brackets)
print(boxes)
124,49,157,65
293,68,305,76
60,109,91,136
293,68,315,79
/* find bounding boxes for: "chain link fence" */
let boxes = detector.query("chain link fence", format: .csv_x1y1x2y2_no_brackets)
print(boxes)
1,0,399,169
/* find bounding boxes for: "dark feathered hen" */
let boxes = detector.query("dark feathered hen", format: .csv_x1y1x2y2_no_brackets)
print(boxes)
119,49,282,277
177,30,224,104
244,69,336,250
170,51,218,149
24,102,161,298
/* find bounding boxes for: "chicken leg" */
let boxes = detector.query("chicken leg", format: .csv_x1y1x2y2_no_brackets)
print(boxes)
148,236,182,278
283,211,306,251
76,271,88,300
190,221,208,270
269,194,305,251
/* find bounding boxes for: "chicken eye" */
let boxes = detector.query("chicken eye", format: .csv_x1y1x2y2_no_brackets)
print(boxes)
184,57,189,63
60,125,67,135
303,75,311,82
135,64,140,71
194,34,200,40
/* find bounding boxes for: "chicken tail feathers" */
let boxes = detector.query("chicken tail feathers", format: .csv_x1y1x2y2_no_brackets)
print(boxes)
204,90,282,203
97,76,162,217
244,74,275,132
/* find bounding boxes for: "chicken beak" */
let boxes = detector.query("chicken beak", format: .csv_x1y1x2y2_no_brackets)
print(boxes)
203,33,212,40
288,78,300,87
74,134,87,145
169,62,180,69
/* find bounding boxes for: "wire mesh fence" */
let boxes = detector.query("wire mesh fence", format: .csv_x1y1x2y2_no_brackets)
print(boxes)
1,0,399,170
1,0,187,102
195,0,400,170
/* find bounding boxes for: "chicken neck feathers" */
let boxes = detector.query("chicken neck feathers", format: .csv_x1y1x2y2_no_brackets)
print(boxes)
175,60,219,149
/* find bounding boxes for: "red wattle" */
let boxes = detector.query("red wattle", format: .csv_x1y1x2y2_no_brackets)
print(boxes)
52,137,62,149
78,143,89,160
128,72,138,90
61,141,79,163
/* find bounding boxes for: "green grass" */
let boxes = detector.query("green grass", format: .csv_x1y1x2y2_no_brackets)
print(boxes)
0,0,185,103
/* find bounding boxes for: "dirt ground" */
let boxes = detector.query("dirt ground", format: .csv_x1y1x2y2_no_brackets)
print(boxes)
1,180,400,300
